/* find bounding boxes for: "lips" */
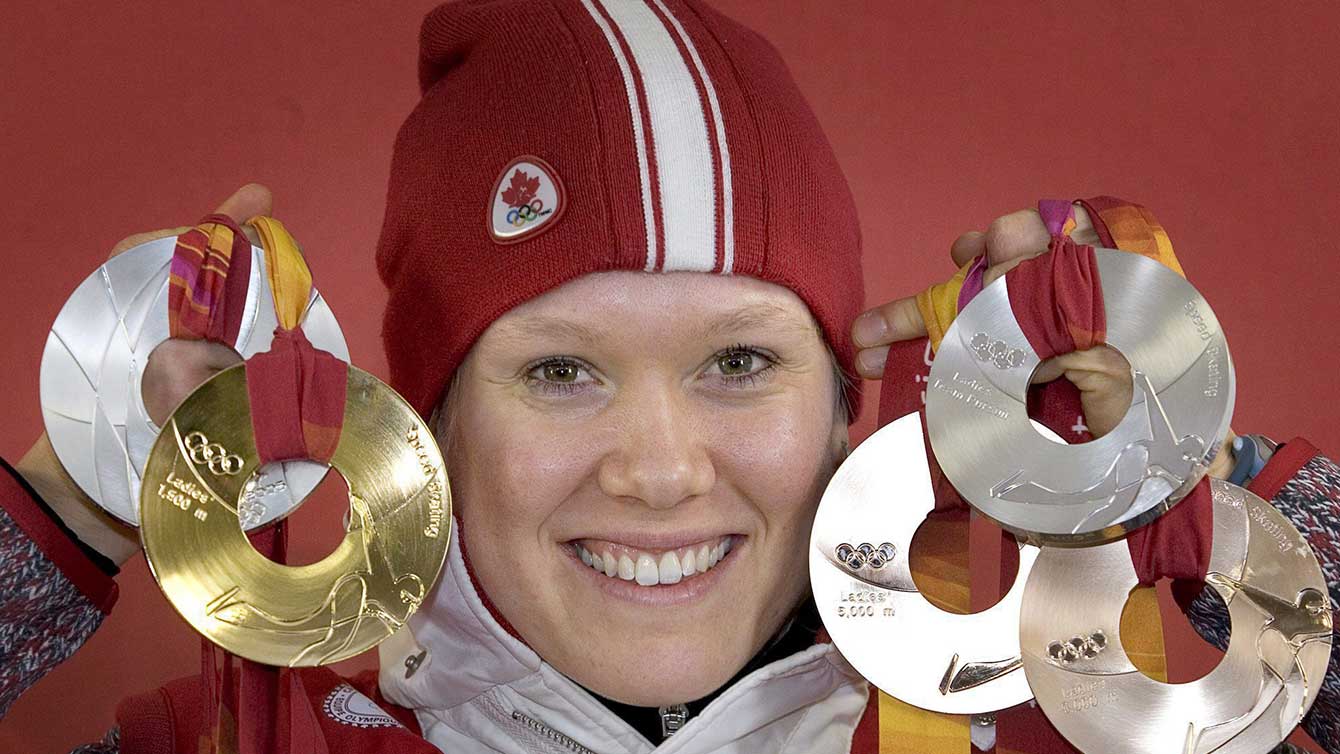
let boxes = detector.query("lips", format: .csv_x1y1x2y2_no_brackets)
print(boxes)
572,535,735,586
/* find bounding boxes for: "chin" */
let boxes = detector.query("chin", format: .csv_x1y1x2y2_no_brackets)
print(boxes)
566,638,749,707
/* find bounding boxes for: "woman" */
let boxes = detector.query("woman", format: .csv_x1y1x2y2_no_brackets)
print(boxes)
4,1,1339,752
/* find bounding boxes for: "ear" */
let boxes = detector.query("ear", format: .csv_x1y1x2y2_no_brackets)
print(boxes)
829,419,850,470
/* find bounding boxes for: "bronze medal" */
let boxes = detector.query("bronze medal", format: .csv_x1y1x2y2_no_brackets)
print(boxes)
1020,479,1331,752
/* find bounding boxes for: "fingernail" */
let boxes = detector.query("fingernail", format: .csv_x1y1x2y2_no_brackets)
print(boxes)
852,311,889,348
857,346,889,376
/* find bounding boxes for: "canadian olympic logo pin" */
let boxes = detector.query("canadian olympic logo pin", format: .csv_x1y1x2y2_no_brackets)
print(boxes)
489,155,566,244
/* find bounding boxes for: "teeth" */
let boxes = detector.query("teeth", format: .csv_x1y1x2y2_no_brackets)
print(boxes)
576,537,734,587
658,551,683,584
635,553,659,586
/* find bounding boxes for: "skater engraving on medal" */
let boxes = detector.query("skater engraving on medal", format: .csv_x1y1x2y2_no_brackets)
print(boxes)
939,652,1023,695
990,371,1208,529
204,491,428,666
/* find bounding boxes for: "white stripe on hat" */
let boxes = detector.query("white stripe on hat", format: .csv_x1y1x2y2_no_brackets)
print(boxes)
593,0,718,272
578,0,659,272
648,0,734,274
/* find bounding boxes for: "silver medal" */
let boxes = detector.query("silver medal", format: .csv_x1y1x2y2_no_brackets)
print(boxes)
926,249,1234,545
810,412,1037,713
1021,479,1332,753
40,235,349,528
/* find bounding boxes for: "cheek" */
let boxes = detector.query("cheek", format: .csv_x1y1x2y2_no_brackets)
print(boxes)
713,396,836,532
447,399,602,548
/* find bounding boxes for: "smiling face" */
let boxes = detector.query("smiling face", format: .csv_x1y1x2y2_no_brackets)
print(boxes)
438,270,847,707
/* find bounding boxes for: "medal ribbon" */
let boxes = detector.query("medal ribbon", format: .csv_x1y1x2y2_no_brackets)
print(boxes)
916,259,975,354
169,214,254,344
1003,200,1105,359
1076,197,1216,586
168,215,346,754
1001,200,1214,590
243,217,347,466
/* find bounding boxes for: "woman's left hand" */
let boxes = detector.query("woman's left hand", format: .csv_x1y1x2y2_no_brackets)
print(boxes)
850,206,1235,477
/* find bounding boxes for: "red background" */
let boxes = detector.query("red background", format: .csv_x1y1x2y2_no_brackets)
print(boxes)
2,1,1337,750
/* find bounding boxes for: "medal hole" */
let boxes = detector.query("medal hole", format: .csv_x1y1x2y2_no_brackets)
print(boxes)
1024,344,1133,445
1118,579,1229,683
238,462,348,567
141,339,244,428
906,511,1020,614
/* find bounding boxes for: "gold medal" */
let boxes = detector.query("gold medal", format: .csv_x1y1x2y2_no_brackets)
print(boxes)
141,363,450,666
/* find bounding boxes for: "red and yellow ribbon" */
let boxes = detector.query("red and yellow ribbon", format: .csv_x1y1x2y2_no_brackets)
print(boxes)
170,214,346,754
916,257,975,353
169,214,253,343
243,217,346,465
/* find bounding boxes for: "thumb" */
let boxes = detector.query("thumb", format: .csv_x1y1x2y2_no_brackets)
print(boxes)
213,183,274,245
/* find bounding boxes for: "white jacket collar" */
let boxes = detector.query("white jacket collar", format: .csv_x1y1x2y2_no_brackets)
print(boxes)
377,521,869,753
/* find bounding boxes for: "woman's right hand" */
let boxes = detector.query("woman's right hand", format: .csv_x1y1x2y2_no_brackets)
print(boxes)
15,184,272,566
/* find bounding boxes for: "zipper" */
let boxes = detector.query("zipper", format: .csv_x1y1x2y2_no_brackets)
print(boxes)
658,704,689,738
510,710,600,754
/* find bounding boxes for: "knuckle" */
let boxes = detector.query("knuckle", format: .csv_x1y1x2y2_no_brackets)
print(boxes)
954,230,984,246
887,299,921,336
985,210,1047,262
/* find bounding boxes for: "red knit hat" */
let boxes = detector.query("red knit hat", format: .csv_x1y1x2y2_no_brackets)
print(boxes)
376,0,864,420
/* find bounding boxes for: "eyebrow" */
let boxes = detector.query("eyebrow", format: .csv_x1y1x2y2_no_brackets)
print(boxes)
496,316,604,346
497,302,813,346
693,302,814,342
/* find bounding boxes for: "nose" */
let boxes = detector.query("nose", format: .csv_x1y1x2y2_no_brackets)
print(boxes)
597,386,715,510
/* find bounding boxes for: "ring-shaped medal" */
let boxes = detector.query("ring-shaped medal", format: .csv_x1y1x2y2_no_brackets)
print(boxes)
140,364,450,666
39,236,348,528
1020,479,1332,753
927,249,1234,546
810,412,1037,713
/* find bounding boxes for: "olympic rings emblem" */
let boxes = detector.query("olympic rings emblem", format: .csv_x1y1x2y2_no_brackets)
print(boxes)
184,431,244,476
1045,630,1108,665
834,541,897,570
505,198,552,227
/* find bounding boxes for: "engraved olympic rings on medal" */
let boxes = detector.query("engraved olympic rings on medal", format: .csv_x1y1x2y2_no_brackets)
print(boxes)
926,249,1235,546
140,364,451,666
39,235,349,527
1021,479,1332,753
183,431,244,476
835,542,897,570
810,412,1038,713
1045,629,1108,666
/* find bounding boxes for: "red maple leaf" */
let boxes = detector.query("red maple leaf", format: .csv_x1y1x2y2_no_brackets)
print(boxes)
500,169,540,207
